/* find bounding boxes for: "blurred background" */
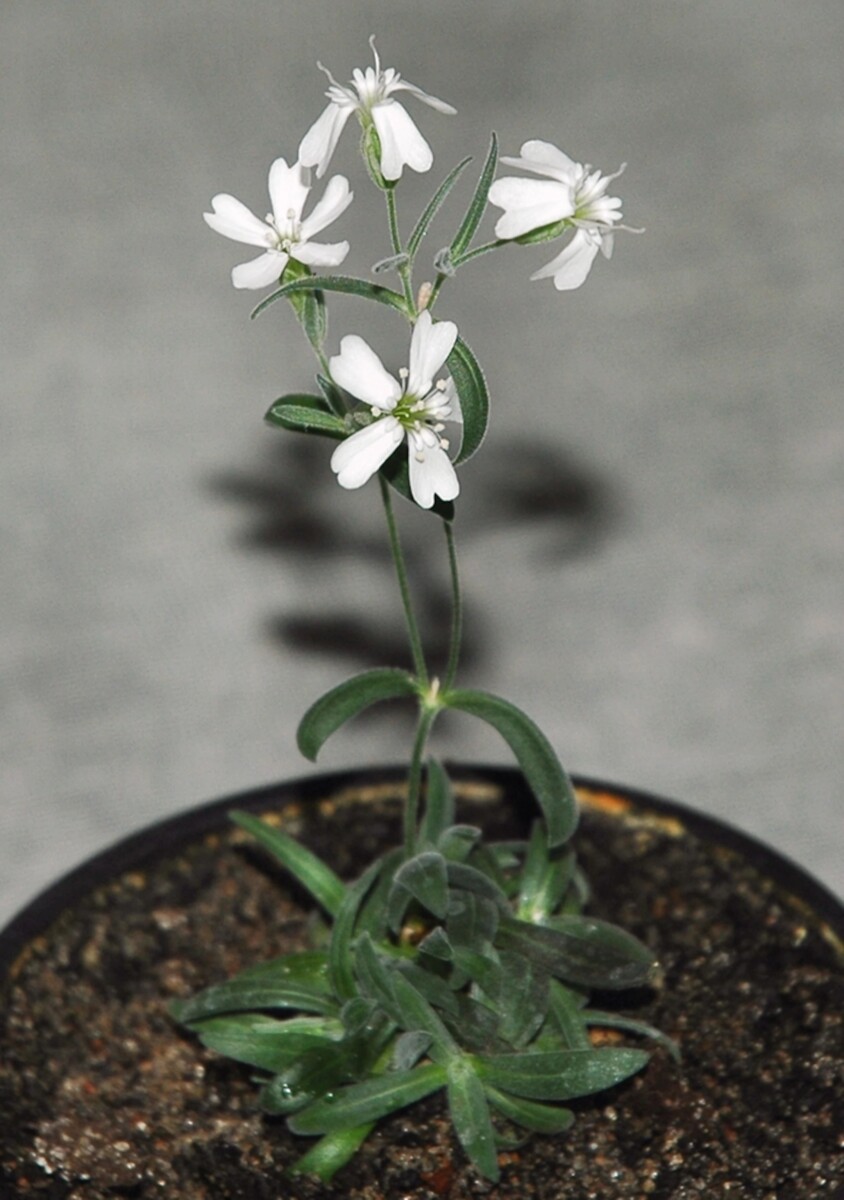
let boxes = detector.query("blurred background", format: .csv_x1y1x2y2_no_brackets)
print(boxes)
2,1,842,923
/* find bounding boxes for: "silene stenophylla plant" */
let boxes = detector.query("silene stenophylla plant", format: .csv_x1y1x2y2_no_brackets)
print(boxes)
177,39,671,1185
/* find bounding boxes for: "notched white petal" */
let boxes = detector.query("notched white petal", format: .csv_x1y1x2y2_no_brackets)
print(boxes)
331,418,404,489
293,240,350,267
300,174,353,240
408,311,458,397
231,250,288,290
299,103,354,178
530,230,601,291
330,335,402,410
204,195,270,246
268,158,310,225
372,102,433,180
409,444,460,509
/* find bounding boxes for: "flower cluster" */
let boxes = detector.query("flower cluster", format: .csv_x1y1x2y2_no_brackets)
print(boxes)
204,40,631,510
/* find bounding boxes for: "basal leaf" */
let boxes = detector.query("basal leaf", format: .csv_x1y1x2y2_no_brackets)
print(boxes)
484,1085,575,1135
288,1063,447,1134
390,850,449,926
174,951,336,1022
329,859,383,1002
190,1013,341,1074
297,668,419,761
291,1124,374,1182
418,757,456,849
446,1056,499,1181
476,1046,650,1101
497,915,655,991
230,809,345,918
442,689,578,847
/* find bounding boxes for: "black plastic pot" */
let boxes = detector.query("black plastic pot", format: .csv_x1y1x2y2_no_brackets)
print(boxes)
1,766,842,1199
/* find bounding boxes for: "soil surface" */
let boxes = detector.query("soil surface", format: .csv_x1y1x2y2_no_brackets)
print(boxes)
1,774,842,1200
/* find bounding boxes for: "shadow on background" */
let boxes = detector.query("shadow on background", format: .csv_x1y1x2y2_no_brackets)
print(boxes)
207,434,621,680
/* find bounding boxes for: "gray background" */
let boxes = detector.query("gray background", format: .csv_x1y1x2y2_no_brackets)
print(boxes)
2,1,842,925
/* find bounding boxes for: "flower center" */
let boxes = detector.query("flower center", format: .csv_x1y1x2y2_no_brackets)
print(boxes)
390,373,453,461
266,208,302,253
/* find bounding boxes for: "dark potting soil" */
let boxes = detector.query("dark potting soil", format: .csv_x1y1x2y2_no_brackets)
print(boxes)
0,777,842,1200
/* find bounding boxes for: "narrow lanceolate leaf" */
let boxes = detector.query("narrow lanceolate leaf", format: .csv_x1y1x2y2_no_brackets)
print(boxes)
265,397,347,439
297,669,419,761
173,951,336,1022
497,916,655,991
450,132,498,260
484,1086,575,1135
407,155,473,261
317,372,347,418
251,274,410,320
354,934,401,1023
288,1063,447,1134
329,859,383,1002
230,810,345,918
476,1047,650,1101
442,689,578,847
190,1013,342,1074
418,757,456,849
446,1057,500,1182
390,851,449,925
291,1124,375,1183
448,336,489,465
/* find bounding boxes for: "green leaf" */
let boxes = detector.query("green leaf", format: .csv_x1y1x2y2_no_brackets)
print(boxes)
484,1086,575,1135
329,859,383,1002
418,758,456,849
264,397,347,439
189,1013,342,1074
497,915,655,991
495,950,549,1048
252,274,410,321
407,155,473,261
291,1124,374,1182
297,668,419,761
450,133,498,260
397,960,461,1019
476,1046,650,1101
174,951,336,1022
582,1011,682,1063
354,934,401,1022
442,689,578,847
390,971,460,1060
230,810,345,918
437,824,481,862
279,259,328,352
548,980,591,1051
449,335,489,466
317,372,347,418
516,821,577,922
357,847,404,941
543,914,656,989
289,1063,447,1134
446,861,509,910
393,1030,434,1071
446,1056,499,1181
446,889,500,951
389,851,449,929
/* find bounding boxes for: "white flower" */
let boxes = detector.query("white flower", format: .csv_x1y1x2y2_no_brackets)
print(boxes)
489,139,625,290
204,158,352,289
329,311,461,509
299,38,456,182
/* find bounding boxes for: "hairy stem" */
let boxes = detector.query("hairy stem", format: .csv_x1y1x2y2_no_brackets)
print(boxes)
404,704,438,858
379,475,428,686
443,519,463,691
385,188,416,314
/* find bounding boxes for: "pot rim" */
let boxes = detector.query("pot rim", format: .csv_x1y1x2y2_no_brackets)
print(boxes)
2,763,842,977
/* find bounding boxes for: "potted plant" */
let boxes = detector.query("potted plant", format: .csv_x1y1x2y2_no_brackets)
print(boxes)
2,40,842,1199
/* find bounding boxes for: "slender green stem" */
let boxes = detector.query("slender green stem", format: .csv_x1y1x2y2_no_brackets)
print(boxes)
384,188,416,314
379,475,428,686
452,238,508,267
443,519,463,692
404,705,438,858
